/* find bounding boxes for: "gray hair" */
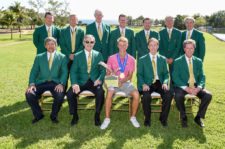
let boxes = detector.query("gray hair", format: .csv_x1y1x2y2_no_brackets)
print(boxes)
184,16,195,23
183,39,196,49
148,37,159,45
44,37,57,46
83,34,95,44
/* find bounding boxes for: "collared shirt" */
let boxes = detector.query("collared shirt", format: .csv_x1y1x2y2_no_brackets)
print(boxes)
47,50,56,60
107,53,135,81
144,30,150,36
149,53,159,80
167,27,173,34
45,24,52,33
84,49,92,62
119,27,126,35
70,26,77,38
186,29,193,39
95,22,103,33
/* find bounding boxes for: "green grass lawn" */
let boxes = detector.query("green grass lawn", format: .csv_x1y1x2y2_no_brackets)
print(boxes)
0,30,225,149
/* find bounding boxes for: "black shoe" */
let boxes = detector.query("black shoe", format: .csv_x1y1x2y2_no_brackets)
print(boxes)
160,121,168,127
32,115,44,124
144,120,151,127
95,114,101,126
51,117,59,124
71,115,79,126
181,119,188,128
194,116,205,127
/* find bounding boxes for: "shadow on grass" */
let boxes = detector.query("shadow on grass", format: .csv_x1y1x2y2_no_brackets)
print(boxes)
0,100,72,148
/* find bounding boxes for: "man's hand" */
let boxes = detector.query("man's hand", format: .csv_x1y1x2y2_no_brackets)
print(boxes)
94,80,102,86
143,84,150,91
192,87,201,95
162,84,168,90
26,85,36,94
69,54,74,60
55,84,64,93
166,58,174,64
72,84,80,94
184,87,193,94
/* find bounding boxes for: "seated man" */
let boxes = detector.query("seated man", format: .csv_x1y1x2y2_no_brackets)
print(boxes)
67,34,106,126
25,37,68,124
173,39,212,128
137,38,173,127
100,37,140,130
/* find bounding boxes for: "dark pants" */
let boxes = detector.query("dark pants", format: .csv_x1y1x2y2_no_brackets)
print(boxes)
174,87,212,119
65,60,73,90
67,79,105,117
140,80,173,122
25,81,65,119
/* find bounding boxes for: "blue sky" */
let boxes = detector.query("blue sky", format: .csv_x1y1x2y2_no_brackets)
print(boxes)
1,0,224,20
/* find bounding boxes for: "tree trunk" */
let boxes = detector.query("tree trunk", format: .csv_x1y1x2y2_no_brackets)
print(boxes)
11,28,13,40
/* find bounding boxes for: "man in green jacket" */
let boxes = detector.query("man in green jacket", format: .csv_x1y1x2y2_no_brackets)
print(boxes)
26,37,68,124
60,14,84,89
135,18,159,59
137,38,173,127
159,16,181,68
33,12,60,54
86,9,110,62
67,35,106,126
181,16,205,61
173,39,212,128
109,14,136,58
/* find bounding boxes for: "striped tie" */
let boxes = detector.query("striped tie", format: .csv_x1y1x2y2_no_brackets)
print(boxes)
146,31,149,42
48,27,52,37
71,29,76,53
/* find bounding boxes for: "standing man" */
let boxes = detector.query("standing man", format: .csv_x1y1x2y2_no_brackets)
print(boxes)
181,16,205,61
67,35,106,126
100,37,140,130
173,39,212,128
26,37,68,124
159,16,182,68
135,18,159,59
86,9,110,62
33,12,60,54
137,38,173,127
60,14,84,89
109,14,136,58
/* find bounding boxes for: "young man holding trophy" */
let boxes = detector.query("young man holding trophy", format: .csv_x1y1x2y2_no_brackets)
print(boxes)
100,37,140,130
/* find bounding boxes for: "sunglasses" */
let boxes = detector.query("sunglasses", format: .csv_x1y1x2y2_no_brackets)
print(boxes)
85,41,95,44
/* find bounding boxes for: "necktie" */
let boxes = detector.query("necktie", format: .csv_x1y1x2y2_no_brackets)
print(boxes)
146,31,149,42
98,23,102,41
187,31,191,39
121,29,125,37
188,58,195,88
48,27,51,37
168,29,171,39
49,53,53,70
71,29,76,53
152,55,157,84
87,52,92,74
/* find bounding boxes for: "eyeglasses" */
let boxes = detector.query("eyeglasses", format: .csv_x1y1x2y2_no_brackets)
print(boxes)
85,41,95,44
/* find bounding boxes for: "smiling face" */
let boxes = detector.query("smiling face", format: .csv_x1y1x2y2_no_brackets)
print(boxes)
119,16,127,28
69,15,78,27
143,19,151,30
45,14,54,26
184,43,195,58
94,10,103,23
148,39,159,55
165,16,174,29
185,19,194,31
118,41,128,56
45,40,56,53
83,36,95,52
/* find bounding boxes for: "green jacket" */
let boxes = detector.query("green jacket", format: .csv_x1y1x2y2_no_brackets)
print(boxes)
33,24,60,54
172,55,205,88
135,30,159,58
181,29,205,61
29,51,68,85
70,50,106,86
137,53,169,91
86,22,110,61
159,28,181,60
60,26,84,61
109,27,136,58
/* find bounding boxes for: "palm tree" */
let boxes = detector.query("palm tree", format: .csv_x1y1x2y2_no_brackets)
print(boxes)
1,10,17,39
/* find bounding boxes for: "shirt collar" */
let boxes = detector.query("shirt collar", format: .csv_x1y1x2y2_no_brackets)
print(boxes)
149,53,157,60
45,24,52,30
70,26,77,32
84,49,92,55
185,55,193,64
